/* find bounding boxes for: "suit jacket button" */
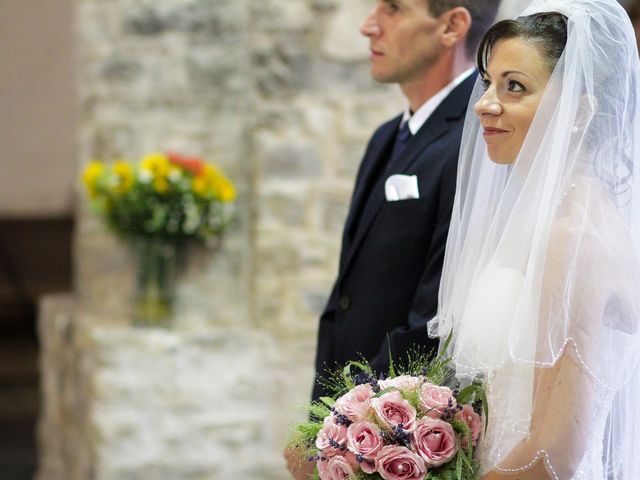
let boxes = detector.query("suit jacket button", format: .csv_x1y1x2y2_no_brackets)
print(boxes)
339,295,350,310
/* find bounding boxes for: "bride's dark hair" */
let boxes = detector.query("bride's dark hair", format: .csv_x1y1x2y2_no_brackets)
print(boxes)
477,12,568,76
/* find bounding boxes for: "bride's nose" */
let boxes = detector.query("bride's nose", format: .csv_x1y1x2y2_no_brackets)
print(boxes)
474,89,502,117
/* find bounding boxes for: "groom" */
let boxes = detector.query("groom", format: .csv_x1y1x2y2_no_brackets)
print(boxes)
311,0,500,402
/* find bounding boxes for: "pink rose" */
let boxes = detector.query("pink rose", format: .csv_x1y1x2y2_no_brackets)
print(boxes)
347,421,384,462
412,418,457,467
317,454,357,480
419,383,456,419
375,445,426,480
317,457,331,479
455,405,482,447
334,384,375,422
378,375,422,392
316,416,349,456
371,391,417,432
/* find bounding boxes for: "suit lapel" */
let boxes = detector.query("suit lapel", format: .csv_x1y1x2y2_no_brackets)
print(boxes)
340,72,477,277
341,117,400,252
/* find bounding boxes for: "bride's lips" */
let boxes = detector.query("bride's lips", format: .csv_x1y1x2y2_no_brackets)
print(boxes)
483,127,509,136
369,48,384,58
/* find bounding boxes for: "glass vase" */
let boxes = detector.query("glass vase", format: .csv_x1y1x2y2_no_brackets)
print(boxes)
132,237,181,327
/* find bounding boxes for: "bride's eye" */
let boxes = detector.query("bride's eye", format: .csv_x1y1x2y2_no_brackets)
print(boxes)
507,80,525,93
481,78,491,91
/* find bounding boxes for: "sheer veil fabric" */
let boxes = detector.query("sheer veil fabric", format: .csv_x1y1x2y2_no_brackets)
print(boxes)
427,0,640,478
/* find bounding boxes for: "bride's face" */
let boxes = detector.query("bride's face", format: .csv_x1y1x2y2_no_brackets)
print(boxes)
474,37,553,165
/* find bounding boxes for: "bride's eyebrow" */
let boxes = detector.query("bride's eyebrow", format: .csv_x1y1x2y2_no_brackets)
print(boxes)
503,70,532,79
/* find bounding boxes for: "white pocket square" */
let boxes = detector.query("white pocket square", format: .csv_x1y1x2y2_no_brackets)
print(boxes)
385,174,419,201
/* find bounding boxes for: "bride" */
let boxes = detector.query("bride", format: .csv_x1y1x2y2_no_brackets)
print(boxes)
428,0,640,478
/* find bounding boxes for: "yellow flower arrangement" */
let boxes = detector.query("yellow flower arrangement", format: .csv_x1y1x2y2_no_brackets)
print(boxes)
82,152,235,243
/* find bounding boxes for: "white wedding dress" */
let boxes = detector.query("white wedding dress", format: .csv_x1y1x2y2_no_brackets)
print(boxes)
452,183,640,479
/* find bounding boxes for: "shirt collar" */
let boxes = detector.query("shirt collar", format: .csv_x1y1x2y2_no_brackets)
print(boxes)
401,67,475,135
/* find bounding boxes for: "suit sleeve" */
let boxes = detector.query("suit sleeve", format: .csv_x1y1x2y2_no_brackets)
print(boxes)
367,152,458,375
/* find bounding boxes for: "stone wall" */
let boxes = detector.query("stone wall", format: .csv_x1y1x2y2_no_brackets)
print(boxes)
38,1,402,479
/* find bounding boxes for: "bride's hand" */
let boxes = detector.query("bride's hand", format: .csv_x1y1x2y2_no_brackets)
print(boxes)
480,460,552,480
283,446,316,480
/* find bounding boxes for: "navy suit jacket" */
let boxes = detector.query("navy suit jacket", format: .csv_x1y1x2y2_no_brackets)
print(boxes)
312,73,477,400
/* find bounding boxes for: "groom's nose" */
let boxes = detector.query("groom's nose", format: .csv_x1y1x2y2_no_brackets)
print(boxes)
361,6,382,38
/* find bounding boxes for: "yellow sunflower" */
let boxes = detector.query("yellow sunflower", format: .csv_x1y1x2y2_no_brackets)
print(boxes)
112,160,134,194
140,153,171,194
82,160,105,198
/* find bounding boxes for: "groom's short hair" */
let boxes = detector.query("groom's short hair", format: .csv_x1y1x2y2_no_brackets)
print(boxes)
427,0,501,59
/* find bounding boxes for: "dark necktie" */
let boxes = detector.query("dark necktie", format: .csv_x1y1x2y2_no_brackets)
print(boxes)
387,120,412,173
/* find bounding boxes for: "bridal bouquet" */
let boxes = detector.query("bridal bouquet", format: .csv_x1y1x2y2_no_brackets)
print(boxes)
288,343,486,480
82,151,235,243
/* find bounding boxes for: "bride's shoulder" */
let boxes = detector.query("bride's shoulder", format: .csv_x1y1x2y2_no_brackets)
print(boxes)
549,180,634,263
553,180,624,234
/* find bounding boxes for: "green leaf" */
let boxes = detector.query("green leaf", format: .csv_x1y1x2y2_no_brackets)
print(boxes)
441,328,454,356
456,451,463,480
387,334,397,378
308,402,331,421
460,447,474,471
319,397,336,408
342,364,356,390
346,360,373,375
456,384,478,405
479,386,490,435
373,387,398,398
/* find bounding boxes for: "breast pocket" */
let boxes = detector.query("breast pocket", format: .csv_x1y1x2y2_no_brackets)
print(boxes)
379,198,430,239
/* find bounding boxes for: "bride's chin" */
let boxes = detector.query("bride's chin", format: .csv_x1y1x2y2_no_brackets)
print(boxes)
488,154,515,165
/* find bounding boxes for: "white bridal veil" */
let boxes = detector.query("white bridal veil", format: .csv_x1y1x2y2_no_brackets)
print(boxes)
428,0,640,478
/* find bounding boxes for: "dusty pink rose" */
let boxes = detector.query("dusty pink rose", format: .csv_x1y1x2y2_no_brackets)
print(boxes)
375,445,426,480
334,384,375,422
316,416,349,456
371,391,417,432
419,383,456,418
378,375,422,392
316,454,357,480
359,458,377,474
347,421,384,461
412,418,457,467
317,457,331,480
455,405,482,447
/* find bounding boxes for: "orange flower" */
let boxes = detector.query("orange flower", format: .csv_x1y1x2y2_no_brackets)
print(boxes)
167,152,205,175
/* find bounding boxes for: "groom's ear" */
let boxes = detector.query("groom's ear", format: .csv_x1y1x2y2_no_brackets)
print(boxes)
439,7,471,49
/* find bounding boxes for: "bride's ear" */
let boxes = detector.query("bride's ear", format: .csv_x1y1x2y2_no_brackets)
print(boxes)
440,7,471,49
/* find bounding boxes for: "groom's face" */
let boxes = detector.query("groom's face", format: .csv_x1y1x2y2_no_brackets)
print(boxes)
360,0,443,87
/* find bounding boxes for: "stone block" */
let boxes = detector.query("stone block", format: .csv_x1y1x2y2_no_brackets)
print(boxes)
256,133,324,180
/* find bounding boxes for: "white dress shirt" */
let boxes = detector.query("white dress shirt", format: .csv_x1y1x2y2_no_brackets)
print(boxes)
400,67,475,135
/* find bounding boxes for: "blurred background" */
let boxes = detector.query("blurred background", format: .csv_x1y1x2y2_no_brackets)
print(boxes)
1,1,638,479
